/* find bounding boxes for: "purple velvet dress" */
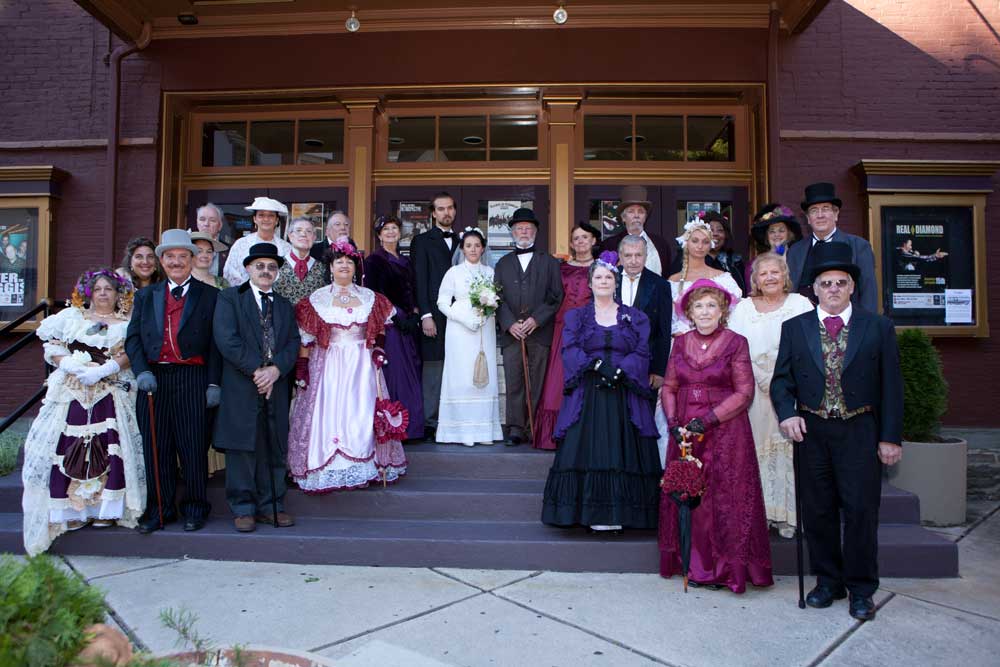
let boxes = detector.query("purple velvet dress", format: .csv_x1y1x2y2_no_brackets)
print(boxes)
364,247,425,440
541,304,662,529
533,263,592,450
658,328,774,593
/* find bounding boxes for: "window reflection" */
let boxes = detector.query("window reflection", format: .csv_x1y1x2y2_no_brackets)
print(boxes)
636,116,684,161
249,121,295,166
439,116,487,162
490,115,538,161
201,121,246,167
583,115,632,161
387,116,436,163
298,119,344,164
687,116,735,162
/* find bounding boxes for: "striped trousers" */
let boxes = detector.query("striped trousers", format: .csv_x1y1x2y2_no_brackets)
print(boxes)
136,364,210,521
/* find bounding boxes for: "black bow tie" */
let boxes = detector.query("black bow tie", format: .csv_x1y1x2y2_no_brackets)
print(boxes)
441,231,455,239
514,246,534,255
170,280,189,300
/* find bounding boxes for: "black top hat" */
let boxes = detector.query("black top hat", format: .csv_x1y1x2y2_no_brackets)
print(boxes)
508,207,540,227
801,182,842,212
807,241,860,286
242,242,285,268
751,203,802,249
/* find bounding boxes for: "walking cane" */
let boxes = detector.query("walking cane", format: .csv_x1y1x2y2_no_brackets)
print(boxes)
258,391,280,527
519,336,535,438
792,439,806,609
146,393,165,529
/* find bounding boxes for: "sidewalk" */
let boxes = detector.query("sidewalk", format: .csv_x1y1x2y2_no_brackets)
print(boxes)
44,499,999,666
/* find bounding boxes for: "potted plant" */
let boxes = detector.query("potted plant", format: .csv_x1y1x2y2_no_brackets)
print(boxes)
887,329,967,525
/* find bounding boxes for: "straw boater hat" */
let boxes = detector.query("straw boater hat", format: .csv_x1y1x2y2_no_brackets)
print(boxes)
154,229,199,258
800,182,842,212
189,231,228,252
245,196,288,217
617,185,652,219
807,241,860,286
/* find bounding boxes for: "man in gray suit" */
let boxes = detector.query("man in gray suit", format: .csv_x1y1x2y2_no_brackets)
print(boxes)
786,182,878,313
494,208,564,445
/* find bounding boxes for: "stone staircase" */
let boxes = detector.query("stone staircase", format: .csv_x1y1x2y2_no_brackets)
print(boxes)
0,443,958,576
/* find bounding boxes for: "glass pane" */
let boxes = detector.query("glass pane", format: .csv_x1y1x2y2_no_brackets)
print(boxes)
583,115,632,161
439,116,487,162
635,116,684,161
687,115,735,162
490,114,538,161
387,116,436,163
249,120,294,166
297,119,344,164
201,121,246,167
0,207,39,321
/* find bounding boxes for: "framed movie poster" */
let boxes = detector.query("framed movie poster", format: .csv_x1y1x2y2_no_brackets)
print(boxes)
869,193,988,336
397,201,431,250
0,196,53,331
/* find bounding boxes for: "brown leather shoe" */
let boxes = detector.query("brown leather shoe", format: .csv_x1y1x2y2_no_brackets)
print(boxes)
234,515,256,532
256,511,295,527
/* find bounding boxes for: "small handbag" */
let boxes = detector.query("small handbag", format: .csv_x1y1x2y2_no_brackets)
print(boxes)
473,329,490,389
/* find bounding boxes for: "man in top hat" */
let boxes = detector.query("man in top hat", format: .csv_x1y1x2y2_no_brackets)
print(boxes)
494,208,564,445
615,234,672,388
194,203,232,277
411,191,459,438
213,243,300,532
786,182,877,312
223,196,293,286
770,241,903,622
600,185,674,276
126,229,223,533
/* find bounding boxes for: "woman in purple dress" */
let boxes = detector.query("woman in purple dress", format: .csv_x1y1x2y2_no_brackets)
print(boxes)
363,215,425,441
658,279,773,593
541,253,662,532
533,222,600,450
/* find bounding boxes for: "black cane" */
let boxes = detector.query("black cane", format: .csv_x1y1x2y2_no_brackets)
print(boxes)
792,439,806,609
258,391,280,527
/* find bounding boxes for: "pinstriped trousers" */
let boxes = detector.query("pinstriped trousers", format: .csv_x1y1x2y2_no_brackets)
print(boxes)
136,364,211,521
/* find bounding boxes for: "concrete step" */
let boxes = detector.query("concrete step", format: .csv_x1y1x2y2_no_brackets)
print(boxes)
0,513,957,577
400,442,553,480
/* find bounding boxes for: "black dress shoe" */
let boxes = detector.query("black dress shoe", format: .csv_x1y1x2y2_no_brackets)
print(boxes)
806,585,847,608
136,515,176,534
183,517,206,532
849,594,876,621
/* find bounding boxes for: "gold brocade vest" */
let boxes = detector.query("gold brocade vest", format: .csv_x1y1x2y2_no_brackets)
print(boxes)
806,322,870,420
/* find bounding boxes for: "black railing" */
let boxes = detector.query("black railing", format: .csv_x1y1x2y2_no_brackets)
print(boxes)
0,300,53,435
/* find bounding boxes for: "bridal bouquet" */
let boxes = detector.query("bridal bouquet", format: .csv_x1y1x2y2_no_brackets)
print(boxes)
469,275,501,319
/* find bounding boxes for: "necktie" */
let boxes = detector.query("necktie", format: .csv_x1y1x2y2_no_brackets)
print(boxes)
513,246,534,255
171,284,185,300
823,315,844,339
292,254,309,281
260,292,271,320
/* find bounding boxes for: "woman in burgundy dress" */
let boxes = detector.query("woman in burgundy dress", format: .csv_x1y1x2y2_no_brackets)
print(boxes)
658,278,773,593
363,215,425,441
533,222,600,450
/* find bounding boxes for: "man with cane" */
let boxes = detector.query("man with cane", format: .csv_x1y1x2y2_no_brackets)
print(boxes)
126,229,222,533
494,208,563,445
770,241,903,622
213,243,300,532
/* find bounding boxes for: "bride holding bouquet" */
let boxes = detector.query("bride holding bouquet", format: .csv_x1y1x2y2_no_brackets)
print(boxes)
435,227,503,446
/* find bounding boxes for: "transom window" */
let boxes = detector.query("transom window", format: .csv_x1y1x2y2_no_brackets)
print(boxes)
200,116,345,167
583,114,735,162
387,114,539,163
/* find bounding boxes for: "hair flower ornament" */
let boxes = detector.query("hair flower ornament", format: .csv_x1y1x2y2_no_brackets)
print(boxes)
676,218,716,249
596,250,619,273
67,268,134,315
459,226,484,242
760,205,795,222
331,238,361,259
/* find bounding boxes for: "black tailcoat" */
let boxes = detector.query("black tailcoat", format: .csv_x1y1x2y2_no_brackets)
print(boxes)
494,249,564,347
410,226,455,361
615,268,673,378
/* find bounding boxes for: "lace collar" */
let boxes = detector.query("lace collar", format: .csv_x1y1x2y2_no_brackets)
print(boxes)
308,283,375,325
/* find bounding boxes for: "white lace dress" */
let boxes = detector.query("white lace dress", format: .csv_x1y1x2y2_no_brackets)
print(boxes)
435,261,504,446
729,293,814,530
21,308,145,555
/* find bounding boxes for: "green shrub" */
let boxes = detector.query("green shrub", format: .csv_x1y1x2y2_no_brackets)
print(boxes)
0,430,23,476
0,554,107,667
897,328,948,442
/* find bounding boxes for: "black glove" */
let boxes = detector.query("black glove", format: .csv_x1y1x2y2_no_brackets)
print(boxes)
589,358,603,372
669,425,684,443
685,417,706,435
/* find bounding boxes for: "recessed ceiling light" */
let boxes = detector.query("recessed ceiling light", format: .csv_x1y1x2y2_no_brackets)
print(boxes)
388,136,405,145
462,136,485,145
624,134,646,144
303,138,324,148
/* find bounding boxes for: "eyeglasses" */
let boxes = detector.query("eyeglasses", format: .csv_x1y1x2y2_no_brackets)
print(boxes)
807,205,837,217
251,262,279,272
816,278,851,290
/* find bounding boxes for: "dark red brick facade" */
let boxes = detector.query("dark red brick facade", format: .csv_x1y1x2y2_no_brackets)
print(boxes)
2,0,999,424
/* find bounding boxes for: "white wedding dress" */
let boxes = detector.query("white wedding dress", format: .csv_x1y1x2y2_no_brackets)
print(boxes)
435,260,503,446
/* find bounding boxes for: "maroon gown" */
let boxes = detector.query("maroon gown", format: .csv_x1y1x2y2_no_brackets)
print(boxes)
533,263,592,450
658,327,774,593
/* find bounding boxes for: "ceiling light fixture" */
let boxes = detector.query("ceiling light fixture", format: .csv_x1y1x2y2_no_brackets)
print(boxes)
177,12,199,26
345,9,360,33
303,138,325,148
462,136,485,145
553,3,568,25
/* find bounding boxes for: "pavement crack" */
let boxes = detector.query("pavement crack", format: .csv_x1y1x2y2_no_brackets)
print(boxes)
807,592,895,666
428,567,543,593
58,555,150,653
956,503,1000,543
887,591,1000,623
84,557,187,582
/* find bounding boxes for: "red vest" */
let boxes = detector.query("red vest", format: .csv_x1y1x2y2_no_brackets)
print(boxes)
157,286,204,365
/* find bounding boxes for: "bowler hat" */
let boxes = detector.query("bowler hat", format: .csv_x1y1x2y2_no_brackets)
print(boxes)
154,229,199,259
509,207,540,228
617,185,652,218
751,204,802,248
800,182,842,212
242,242,285,268
807,241,860,286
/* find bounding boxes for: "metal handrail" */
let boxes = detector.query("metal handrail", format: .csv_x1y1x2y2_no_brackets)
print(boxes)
0,300,53,436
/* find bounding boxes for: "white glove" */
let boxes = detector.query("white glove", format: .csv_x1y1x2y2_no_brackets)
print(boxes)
74,359,121,386
58,355,86,374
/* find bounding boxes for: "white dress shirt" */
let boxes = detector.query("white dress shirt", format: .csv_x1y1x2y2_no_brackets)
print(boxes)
817,302,852,327
517,250,533,272
251,286,275,313
621,272,642,307
166,277,192,298
811,229,837,245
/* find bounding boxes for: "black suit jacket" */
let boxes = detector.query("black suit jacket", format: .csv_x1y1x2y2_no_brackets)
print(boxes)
616,268,673,377
494,249,564,347
410,226,456,361
125,278,222,385
600,230,674,276
211,284,300,452
310,236,358,263
770,307,903,444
